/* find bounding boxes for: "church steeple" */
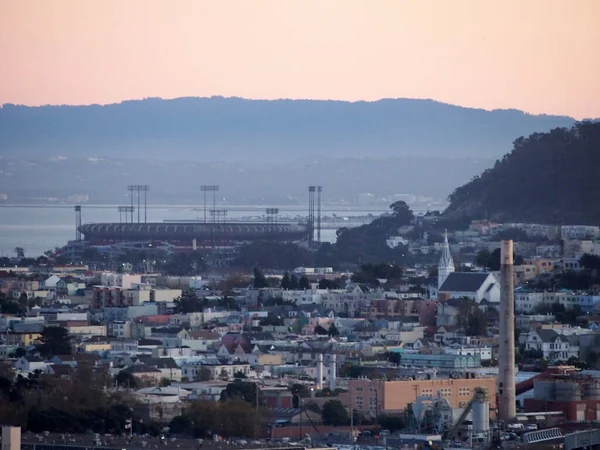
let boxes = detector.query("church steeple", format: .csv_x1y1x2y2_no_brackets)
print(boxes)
438,230,455,289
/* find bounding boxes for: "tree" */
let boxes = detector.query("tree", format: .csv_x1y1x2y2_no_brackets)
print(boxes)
219,380,261,408
253,268,268,288
475,249,492,270
328,323,339,337
173,291,203,313
322,399,349,426
290,383,311,401
387,352,401,365
299,275,310,290
196,367,212,382
11,347,26,358
378,414,404,432
446,122,600,225
389,201,414,224
14,247,25,259
475,248,522,271
260,315,284,327
114,371,138,388
281,272,290,290
37,326,71,357
318,278,340,289
455,299,487,337
289,274,299,289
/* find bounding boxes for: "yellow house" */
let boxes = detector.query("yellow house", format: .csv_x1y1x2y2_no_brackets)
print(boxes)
7,332,41,346
524,258,555,275
78,342,111,353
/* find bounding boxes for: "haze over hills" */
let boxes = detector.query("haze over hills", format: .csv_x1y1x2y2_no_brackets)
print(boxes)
444,121,600,225
0,97,580,205
0,97,575,161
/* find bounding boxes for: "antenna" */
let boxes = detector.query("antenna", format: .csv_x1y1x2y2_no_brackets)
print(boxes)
201,185,219,223
317,186,322,245
74,205,82,241
308,186,316,247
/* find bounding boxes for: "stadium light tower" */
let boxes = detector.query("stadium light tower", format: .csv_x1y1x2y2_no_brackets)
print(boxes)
127,185,150,223
201,185,220,223
266,208,279,232
74,205,82,241
118,206,135,224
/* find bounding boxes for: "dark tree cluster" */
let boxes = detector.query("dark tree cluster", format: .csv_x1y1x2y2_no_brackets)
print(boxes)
0,363,159,436
236,242,314,271
173,291,238,314
445,122,600,224
455,299,488,337
351,263,403,286
280,272,310,290
475,248,524,271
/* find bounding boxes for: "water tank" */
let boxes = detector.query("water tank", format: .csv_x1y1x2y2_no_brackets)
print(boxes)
533,380,555,401
472,399,490,434
555,381,581,401
584,381,600,400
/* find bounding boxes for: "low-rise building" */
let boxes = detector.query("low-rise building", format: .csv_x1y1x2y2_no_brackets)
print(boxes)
340,376,497,417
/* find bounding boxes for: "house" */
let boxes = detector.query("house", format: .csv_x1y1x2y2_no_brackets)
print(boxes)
43,275,61,290
50,353,101,367
14,356,50,373
525,329,580,362
181,360,251,381
438,272,500,304
121,364,163,384
47,363,75,379
129,356,182,382
6,331,42,347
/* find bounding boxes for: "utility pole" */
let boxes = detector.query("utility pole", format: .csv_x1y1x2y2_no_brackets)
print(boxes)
350,389,355,449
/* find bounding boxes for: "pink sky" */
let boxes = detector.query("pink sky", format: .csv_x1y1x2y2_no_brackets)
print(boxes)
1,0,599,119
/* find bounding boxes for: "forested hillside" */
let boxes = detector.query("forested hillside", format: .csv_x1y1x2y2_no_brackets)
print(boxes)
444,122,600,224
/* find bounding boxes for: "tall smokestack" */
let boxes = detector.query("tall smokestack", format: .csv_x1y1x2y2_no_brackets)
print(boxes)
498,240,516,423
329,354,337,391
316,353,324,390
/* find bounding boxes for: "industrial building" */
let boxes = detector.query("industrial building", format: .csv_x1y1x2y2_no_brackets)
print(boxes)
524,367,600,422
339,375,497,418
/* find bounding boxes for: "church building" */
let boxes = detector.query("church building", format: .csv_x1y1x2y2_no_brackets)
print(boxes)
436,231,500,304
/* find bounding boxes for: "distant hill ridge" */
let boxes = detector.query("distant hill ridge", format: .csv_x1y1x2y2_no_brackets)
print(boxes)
444,121,600,225
0,96,575,162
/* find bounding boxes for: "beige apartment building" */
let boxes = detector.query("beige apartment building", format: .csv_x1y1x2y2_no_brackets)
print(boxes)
339,376,497,418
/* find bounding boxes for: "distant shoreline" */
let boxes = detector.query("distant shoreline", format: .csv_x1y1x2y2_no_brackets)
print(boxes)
0,203,401,212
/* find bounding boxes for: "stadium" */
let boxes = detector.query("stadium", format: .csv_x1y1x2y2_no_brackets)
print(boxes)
76,221,308,254
66,185,323,260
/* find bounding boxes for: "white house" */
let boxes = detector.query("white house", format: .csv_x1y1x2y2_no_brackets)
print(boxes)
525,329,580,362
444,345,492,361
43,275,61,290
14,356,51,373
515,291,545,313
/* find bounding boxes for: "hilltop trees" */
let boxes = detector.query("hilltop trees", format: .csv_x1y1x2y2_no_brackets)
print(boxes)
445,122,600,224
475,248,524,271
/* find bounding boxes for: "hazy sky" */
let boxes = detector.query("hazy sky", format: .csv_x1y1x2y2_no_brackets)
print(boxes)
1,0,599,118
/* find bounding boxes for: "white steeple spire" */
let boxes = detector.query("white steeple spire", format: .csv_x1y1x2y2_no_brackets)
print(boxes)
438,229,455,289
